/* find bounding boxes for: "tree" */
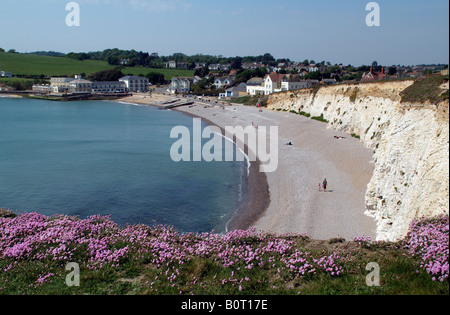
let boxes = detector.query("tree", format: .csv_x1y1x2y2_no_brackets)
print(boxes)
230,57,242,70
107,56,120,66
0,48,5,53
145,72,165,85
261,53,276,65
87,69,124,82
388,66,397,76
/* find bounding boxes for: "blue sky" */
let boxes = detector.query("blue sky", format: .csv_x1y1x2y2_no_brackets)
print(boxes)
0,0,448,66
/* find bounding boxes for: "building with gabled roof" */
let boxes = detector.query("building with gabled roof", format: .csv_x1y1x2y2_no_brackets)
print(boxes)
361,67,388,81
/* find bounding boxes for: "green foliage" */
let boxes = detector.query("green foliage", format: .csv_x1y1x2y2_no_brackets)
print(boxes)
311,114,329,123
233,95,268,107
299,111,311,118
87,69,125,82
145,72,166,85
0,52,194,80
400,75,449,104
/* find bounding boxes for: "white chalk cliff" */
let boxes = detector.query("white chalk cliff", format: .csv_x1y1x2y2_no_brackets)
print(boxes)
267,80,449,241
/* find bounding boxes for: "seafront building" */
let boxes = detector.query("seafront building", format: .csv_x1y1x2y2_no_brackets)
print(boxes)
119,76,150,93
170,77,193,94
33,75,148,95
69,78,93,93
91,81,127,94
246,74,312,96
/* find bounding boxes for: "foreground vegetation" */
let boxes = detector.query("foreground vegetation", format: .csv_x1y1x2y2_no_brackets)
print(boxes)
0,209,447,295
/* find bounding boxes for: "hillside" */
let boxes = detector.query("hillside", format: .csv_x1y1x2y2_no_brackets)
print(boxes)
0,52,194,80
267,77,449,241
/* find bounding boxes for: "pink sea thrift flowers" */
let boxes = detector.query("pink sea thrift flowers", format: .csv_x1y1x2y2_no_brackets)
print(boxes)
403,215,449,282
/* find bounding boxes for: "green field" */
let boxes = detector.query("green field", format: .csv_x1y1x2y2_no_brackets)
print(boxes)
0,52,194,80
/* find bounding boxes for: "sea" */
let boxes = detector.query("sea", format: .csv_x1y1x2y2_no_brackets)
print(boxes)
0,97,248,234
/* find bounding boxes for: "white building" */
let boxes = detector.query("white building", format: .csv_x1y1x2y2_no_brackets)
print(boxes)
69,79,93,93
170,77,193,93
119,76,149,93
247,74,311,96
213,76,235,89
50,77,76,94
0,66,12,78
92,81,127,94
1,71,12,78
166,61,177,69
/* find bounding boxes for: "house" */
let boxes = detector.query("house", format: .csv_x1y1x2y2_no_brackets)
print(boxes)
213,76,235,89
209,64,231,72
119,76,149,92
1,71,13,78
246,77,263,86
50,76,76,93
308,64,319,72
69,79,93,93
32,84,52,93
321,78,337,85
170,77,193,93
280,74,311,91
361,67,388,81
177,62,189,69
194,62,207,69
0,66,12,78
246,77,265,96
166,61,177,69
246,74,311,96
221,83,248,99
193,76,203,84
92,81,127,94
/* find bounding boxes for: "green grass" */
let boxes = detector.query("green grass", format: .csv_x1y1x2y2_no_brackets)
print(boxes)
0,52,194,80
311,114,329,123
233,95,268,107
0,235,447,296
0,52,115,77
400,75,449,104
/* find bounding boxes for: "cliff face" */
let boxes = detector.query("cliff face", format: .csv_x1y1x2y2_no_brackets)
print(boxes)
268,80,449,241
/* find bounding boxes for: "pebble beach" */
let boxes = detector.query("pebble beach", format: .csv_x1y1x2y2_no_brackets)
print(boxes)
117,93,377,240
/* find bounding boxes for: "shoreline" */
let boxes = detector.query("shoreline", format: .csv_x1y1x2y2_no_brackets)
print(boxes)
173,107,271,233
1,93,377,240
114,93,271,232
115,93,377,240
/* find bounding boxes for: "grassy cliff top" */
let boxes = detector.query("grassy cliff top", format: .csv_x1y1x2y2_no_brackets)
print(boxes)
400,75,449,105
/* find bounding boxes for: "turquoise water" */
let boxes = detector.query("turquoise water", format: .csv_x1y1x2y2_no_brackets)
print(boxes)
0,97,247,233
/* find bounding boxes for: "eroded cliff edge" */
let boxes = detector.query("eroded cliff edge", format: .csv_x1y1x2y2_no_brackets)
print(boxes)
267,78,449,241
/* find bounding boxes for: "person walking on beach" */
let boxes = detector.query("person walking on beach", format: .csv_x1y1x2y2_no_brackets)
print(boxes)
322,178,328,192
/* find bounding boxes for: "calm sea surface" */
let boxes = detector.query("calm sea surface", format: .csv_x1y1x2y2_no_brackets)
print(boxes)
0,97,247,233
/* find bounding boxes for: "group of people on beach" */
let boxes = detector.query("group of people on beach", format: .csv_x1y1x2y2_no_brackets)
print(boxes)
319,178,328,192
